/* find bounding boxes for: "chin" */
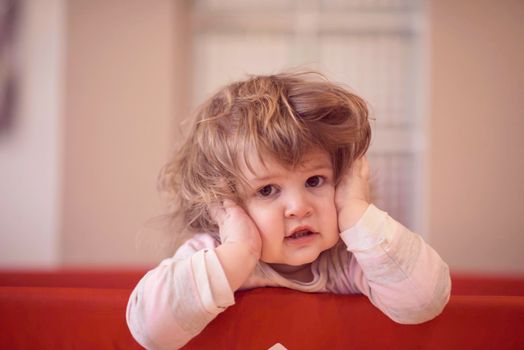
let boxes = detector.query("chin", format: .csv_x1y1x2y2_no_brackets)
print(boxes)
262,251,319,266
286,250,323,266
262,239,339,266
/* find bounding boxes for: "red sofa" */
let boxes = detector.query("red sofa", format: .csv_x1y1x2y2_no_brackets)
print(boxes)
1,269,523,349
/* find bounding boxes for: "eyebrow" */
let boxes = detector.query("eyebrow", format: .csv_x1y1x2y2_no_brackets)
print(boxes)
247,162,333,183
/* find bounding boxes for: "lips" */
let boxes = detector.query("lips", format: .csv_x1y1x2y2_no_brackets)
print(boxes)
286,226,318,240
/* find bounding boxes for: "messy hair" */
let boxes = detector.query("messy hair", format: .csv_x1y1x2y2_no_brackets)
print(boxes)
159,71,371,235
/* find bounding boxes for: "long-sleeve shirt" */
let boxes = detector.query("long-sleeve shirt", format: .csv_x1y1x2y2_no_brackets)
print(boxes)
126,204,451,350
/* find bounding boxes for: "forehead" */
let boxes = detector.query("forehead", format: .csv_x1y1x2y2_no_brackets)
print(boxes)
240,148,332,180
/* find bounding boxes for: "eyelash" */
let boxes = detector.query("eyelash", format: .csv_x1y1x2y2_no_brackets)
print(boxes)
306,175,325,188
256,176,326,197
257,185,278,197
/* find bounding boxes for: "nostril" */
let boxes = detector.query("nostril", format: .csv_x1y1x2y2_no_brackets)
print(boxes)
285,204,313,218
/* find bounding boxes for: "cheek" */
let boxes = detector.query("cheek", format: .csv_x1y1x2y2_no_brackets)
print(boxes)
325,202,339,225
317,189,338,225
317,186,336,207
244,202,276,236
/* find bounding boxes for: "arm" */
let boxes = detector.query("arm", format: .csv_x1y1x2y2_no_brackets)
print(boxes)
126,201,261,350
126,236,233,350
334,157,451,324
340,205,451,324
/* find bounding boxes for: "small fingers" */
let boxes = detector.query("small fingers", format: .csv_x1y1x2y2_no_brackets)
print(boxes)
209,202,226,226
351,156,370,179
209,199,237,226
359,156,371,179
221,198,237,209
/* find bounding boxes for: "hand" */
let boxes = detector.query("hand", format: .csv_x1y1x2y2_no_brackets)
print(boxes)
210,199,262,260
335,156,371,232
211,199,262,291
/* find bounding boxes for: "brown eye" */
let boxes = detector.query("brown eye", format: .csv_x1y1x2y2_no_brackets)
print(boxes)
258,185,276,197
306,176,324,188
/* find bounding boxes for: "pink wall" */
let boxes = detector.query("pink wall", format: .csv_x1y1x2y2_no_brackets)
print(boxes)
429,0,524,273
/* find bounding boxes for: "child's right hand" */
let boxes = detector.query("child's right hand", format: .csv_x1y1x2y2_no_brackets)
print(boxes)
211,199,262,260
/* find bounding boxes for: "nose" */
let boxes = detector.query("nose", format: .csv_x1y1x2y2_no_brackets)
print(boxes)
284,190,313,219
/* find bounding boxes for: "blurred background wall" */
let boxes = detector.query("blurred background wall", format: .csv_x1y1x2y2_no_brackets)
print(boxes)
61,0,178,265
0,0,64,266
0,0,523,273
429,0,524,273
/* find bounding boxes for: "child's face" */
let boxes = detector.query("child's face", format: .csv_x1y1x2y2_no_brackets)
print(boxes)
240,148,340,266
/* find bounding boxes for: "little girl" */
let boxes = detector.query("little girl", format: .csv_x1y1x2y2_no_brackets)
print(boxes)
126,72,451,349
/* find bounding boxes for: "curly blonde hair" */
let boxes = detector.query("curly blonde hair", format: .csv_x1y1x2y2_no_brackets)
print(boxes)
159,72,371,235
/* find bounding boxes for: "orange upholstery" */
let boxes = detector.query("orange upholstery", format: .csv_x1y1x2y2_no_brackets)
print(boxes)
1,270,523,349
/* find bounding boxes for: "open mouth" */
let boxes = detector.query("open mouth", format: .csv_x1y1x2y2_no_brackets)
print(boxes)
286,229,317,240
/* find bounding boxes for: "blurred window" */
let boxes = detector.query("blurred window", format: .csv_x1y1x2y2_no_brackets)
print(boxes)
190,0,428,233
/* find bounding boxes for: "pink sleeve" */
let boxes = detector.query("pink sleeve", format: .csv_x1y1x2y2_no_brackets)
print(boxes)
126,235,235,349
338,204,451,324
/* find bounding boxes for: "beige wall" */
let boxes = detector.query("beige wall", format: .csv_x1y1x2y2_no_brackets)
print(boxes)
429,0,524,273
62,0,186,266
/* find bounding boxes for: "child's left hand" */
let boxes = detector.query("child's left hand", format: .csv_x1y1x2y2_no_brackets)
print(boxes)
335,156,371,232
